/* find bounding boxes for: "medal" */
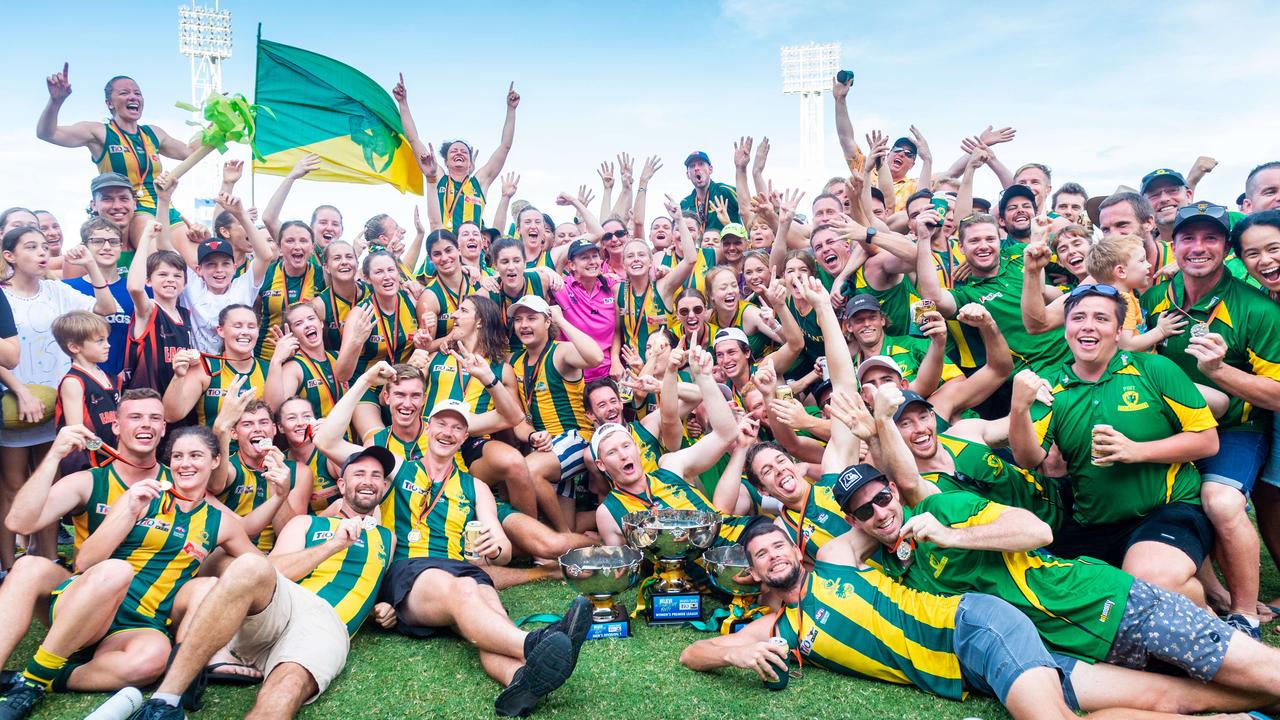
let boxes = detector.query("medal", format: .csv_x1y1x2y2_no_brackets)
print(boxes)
894,538,914,563
360,516,378,531
407,530,422,543
1190,322,1210,338
84,435,103,452
254,437,275,450
158,480,173,493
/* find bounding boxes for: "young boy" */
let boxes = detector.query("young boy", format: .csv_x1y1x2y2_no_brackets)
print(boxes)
52,311,118,473
63,218,131,377
1082,234,1176,351
123,220,193,393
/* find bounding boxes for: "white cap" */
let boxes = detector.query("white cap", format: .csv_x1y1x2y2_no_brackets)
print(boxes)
713,327,750,349
589,422,630,457
511,295,551,316
855,355,903,383
428,399,471,427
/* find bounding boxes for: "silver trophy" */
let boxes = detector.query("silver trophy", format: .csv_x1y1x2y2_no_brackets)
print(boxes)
622,509,721,624
703,544,768,632
559,546,643,640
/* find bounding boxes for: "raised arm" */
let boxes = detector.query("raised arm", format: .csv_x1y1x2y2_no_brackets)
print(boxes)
6,427,97,535
733,139,753,228
631,155,661,238
914,224,959,316
870,383,938,507
556,190,606,240
659,347,738,482
932,304,1013,419
127,219,162,328
315,363,397,464
909,126,933,191
1019,242,1060,334
655,195,697,303
490,172,518,234
36,63,104,151
549,305,605,370
953,147,987,224
474,83,520,190
832,75,860,166
611,153,635,220
1008,369,1050,469
60,245,117,316
769,189,804,275
751,137,770,199
596,160,614,220
262,154,320,240
229,193,279,283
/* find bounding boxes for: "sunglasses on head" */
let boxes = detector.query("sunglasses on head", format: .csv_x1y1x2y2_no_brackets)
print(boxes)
850,487,893,522
1068,283,1120,299
1174,203,1228,222
601,230,628,242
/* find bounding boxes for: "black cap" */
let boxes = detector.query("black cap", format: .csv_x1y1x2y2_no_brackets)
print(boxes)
566,238,601,260
998,184,1038,216
831,463,888,510
1236,192,1247,209
1139,168,1187,195
893,389,933,422
972,197,992,213
340,446,396,478
196,239,235,264
891,137,918,157
1171,202,1231,238
840,293,883,320
90,172,132,195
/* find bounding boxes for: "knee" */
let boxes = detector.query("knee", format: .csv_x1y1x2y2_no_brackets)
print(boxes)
452,577,481,603
225,554,275,591
84,558,135,595
495,444,530,480
119,640,172,686
1201,486,1246,523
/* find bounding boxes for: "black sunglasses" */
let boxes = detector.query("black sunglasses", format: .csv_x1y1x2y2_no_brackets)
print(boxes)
1068,283,1120,299
850,488,893,522
890,146,917,159
601,230,628,242
1174,203,1228,223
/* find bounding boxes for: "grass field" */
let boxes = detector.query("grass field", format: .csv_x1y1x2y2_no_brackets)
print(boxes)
11,547,1280,719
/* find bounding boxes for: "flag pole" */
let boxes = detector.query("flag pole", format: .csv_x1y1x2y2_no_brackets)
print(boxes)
251,23,262,208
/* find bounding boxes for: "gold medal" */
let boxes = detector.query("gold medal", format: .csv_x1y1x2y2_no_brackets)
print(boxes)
1190,322,1210,338
406,529,422,543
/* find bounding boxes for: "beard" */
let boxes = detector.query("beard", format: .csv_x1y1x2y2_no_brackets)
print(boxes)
762,563,802,590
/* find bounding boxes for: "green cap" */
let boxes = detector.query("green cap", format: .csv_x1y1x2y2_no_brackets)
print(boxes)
720,222,747,240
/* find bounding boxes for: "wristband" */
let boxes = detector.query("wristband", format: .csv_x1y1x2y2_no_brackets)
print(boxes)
483,376,500,389
90,282,109,289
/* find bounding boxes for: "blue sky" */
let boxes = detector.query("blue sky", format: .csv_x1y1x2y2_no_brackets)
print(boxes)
4,0,1277,236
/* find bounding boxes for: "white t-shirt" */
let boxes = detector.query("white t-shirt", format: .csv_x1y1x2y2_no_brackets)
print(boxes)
181,267,263,354
1,280,96,446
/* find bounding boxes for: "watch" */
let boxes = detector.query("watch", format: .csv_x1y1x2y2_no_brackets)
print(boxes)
865,226,877,243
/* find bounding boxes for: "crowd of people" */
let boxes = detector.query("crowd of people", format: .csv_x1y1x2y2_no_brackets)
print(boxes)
0,62,1278,719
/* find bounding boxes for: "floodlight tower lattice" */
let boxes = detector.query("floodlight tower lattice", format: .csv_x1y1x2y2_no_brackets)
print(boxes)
178,1,233,225
781,43,840,191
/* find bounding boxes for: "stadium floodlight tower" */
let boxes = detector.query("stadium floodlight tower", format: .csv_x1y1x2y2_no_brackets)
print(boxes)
781,42,840,191
178,1,232,225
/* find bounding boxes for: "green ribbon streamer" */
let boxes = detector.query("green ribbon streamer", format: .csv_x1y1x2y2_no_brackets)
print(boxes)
175,93,275,161
513,613,563,628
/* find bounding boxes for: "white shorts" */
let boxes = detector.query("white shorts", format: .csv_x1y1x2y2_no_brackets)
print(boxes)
230,572,350,702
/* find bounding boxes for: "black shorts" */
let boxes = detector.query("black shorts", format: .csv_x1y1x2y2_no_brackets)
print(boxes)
377,557,494,638
1049,502,1213,567
459,436,489,470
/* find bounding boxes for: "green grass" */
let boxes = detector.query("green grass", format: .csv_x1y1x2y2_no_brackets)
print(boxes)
13,551,1280,719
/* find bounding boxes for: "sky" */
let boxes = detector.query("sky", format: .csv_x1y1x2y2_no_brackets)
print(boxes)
4,0,1277,239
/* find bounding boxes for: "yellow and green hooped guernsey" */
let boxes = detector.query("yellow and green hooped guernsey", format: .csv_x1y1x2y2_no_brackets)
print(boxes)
71,465,172,548
378,460,477,563
297,515,393,635
95,121,181,225
779,474,852,562
924,434,1064,531
1140,270,1280,431
220,455,298,551
876,492,1133,662
1031,350,1215,526
105,494,222,634
512,340,592,439
255,258,327,359
774,560,965,700
198,355,269,428
437,175,486,233
253,37,423,195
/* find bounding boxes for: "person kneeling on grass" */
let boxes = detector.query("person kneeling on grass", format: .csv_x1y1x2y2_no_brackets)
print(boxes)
314,361,592,718
0,427,259,720
679,517,1268,720
117,445,398,720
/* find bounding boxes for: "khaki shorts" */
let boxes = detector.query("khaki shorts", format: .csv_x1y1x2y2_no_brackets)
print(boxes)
230,571,350,702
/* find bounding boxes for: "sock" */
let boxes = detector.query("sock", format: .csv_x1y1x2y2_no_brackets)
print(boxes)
21,646,67,691
152,692,181,707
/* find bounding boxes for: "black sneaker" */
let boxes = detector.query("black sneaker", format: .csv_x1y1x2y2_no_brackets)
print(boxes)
495,631,574,717
0,673,19,695
0,682,44,720
522,597,591,662
129,698,185,719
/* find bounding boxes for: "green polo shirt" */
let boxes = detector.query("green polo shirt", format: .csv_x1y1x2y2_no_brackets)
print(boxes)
1031,350,1216,525
1140,270,1280,432
850,267,919,337
679,181,739,233
855,334,963,385
923,434,1064,531
875,491,1132,662
949,257,1071,373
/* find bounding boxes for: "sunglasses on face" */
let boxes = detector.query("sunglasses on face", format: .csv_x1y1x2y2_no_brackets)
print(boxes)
678,306,706,316
850,488,893,522
1068,283,1120,299
601,231,628,242
891,147,917,159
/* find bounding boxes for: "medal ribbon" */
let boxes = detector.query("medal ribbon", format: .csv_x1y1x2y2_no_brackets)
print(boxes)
109,120,152,196
97,442,159,471
373,295,404,363
295,351,341,410
416,464,455,526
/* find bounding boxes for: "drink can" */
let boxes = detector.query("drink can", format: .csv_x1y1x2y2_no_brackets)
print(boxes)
774,385,794,402
464,520,484,561
1091,424,1114,467
763,636,791,691
618,373,634,403
912,299,936,326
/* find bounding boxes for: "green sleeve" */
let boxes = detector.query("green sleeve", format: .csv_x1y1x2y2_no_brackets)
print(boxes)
1243,300,1280,382
1030,401,1055,451
949,282,978,307
920,490,1000,527
1143,354,1216,433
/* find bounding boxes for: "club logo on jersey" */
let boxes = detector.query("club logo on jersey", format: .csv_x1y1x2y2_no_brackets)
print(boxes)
108,144,127,154
96,503,112,515
813,607,830,624
1118,389,1149,412
183,541,208,562
977,291,1004,304
136,518,172,533
306,378,324,389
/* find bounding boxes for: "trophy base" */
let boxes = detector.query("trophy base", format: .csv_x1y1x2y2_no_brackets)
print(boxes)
646,591,703,625
727,617,755,634
586,618,632,640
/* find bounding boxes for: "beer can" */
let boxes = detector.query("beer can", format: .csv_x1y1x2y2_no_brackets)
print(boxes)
464,520,484,561
763,636,791,691
774,385,794,402
618,373,634,403
912,299,936,326
1091,424,1114,467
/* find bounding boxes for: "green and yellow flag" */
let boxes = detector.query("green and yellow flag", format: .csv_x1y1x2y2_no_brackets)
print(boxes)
253,36,422,194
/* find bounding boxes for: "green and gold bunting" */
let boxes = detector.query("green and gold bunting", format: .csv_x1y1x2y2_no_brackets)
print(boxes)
253,36,422,194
